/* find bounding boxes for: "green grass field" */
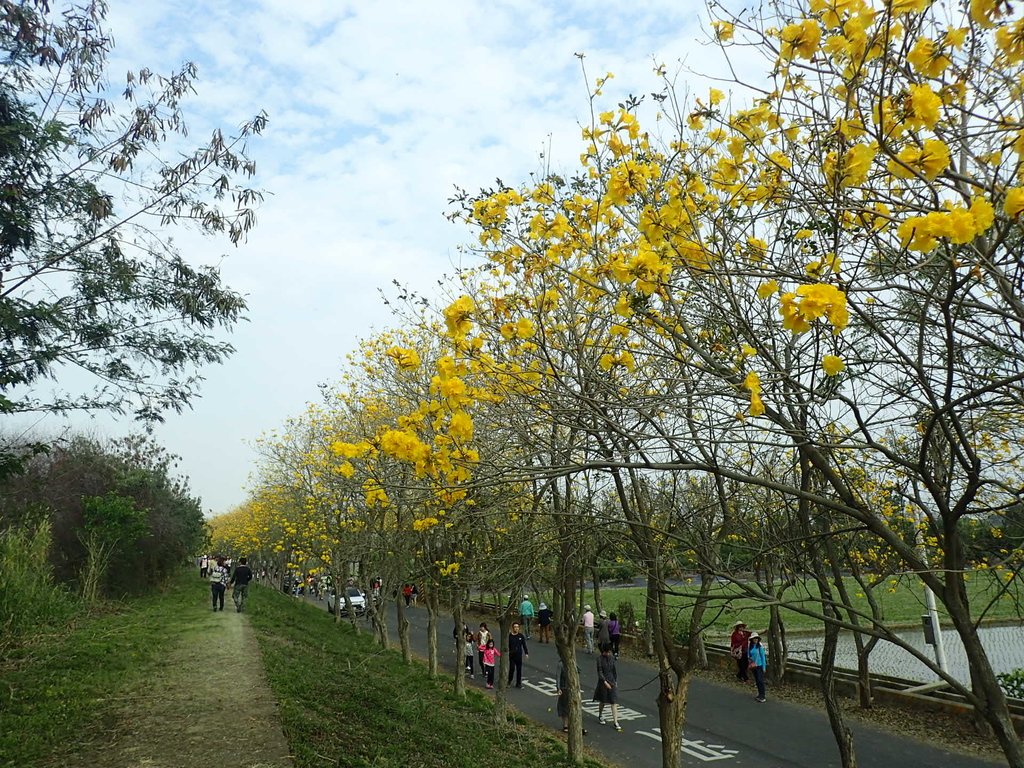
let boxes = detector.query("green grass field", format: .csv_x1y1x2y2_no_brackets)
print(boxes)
530,571,1023,640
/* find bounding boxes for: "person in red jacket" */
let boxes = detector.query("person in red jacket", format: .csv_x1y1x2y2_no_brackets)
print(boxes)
730,620,752,681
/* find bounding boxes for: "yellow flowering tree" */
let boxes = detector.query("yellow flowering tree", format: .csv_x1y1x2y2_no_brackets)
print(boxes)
436,2,1024,762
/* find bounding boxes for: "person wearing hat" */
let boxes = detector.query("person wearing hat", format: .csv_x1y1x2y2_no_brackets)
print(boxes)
730,620,752,681
748,632,767,702
537,602,553,643
582,605,595,653
519,594,536,639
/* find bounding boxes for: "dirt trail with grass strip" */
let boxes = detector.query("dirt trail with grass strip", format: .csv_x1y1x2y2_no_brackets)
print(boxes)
77,606,293,768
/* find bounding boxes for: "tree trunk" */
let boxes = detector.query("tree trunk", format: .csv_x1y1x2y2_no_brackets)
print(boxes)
854,635,876,709
426,589,438,677
821,615,857,768
688,575,713,670
647,572,690,768
767,604,786,684
645,600,656,657
552,471,584,764
396,596,411,663
656,667,690,768
493,612,512,724
950,605,1024,765
453,600,466,696
369,595,389,647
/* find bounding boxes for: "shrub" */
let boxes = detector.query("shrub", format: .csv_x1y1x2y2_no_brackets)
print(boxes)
997,669,1024,700
0,520,76,651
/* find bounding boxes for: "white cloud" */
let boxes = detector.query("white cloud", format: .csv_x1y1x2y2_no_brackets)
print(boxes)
37,0,749,513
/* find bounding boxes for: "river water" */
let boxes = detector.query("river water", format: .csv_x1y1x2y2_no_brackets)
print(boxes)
786,624,1024,684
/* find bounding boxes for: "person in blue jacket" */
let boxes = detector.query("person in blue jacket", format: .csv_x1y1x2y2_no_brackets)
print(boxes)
749,632,768,702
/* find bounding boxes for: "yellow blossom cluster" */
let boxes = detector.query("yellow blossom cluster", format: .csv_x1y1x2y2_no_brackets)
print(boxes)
779,284,849,335
386,346,421,370
897,198,995,251
744,370,765,417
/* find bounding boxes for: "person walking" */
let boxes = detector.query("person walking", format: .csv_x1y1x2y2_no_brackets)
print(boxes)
607,612,622,658
596,610,611,650
730,620,752,681
582,605,595,653
199,554,209,579
463,630,476,678
476,622,492,672
507,622,529,688
481,638,501,689
749,632,768,702
537,602,553,643
230,557,254,612
519,594,536,639
593,644,622,731
209,556,229,611
557,659,587,735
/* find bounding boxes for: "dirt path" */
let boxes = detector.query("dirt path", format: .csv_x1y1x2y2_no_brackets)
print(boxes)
76,605,293,768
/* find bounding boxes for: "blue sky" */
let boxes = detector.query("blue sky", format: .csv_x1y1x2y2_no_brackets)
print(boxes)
28,0,743,513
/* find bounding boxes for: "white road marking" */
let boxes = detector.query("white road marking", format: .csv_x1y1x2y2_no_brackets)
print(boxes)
636,728,740,762
526,676,738,760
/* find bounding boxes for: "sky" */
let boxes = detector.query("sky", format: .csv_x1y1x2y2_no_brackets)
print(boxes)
23,0,746,515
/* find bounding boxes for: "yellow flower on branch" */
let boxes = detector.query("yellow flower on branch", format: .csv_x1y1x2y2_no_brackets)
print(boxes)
757,279,780,299
887,138,950,180
889,0,930,15
449,410,474,442
908,37,952,77
808,0,866,29
780,19,822,61
904,84,943,130
412,517,440,532
330,440,371,459
744,370,765,416
822,354,846,375
1005,188,1024,217
824,142,876,188
712,20,734,41
780,284,849,335
443,295,475,341
970,0,1008,28
363,480,390,508
386,346,421,370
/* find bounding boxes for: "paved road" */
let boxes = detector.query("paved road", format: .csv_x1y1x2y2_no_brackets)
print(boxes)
307,596,1003,767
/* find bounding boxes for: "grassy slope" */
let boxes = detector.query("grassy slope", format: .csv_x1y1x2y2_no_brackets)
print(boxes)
249,587,604,768
0,572,203,767
0,574,607,768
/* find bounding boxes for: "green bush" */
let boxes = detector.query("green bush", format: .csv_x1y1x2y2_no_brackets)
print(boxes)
997,669,1024,700
0,520,76,650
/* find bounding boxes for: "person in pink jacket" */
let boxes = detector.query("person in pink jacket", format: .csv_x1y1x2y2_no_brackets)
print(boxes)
481,637,501,689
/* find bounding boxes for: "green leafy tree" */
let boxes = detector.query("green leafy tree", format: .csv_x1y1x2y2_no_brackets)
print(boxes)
78,491,145,603
0,0,265,421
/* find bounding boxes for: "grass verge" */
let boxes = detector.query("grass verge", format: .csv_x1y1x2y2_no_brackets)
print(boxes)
248,588,606,768
0,571,208,767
